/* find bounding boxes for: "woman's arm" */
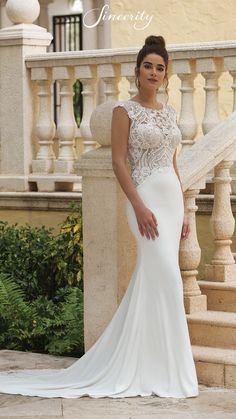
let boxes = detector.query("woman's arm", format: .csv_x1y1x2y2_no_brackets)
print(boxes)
111,106,158,240
173,148,190,240
111,106,144,209
173,148,188,214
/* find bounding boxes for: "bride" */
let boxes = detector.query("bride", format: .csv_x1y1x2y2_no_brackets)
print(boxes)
0,35,199,399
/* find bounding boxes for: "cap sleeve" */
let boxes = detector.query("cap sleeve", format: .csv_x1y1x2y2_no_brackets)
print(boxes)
113,101,133,120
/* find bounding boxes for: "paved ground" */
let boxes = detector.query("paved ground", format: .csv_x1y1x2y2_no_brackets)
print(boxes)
0,350,236,419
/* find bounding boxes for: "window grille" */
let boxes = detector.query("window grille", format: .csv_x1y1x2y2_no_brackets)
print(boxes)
52,14,83,126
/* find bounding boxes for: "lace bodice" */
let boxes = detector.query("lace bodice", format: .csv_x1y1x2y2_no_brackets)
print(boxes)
113,100,182,187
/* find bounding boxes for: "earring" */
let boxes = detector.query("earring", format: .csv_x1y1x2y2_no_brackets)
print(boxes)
135,75,140,90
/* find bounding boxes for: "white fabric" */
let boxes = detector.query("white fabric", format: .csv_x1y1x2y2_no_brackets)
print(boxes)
0,101,199,399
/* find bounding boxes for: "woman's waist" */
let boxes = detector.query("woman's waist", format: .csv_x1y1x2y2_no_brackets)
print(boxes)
131,165,176,189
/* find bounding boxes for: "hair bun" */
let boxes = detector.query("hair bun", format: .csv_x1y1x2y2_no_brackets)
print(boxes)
144,35,166,49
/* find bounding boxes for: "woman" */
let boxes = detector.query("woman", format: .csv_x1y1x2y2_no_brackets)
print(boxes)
0,35,199,399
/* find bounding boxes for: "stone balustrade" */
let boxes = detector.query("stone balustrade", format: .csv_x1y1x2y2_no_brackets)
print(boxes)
1,20,236,191
23,41,236,193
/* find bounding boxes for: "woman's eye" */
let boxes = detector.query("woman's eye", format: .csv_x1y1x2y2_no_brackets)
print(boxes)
144,64,164,72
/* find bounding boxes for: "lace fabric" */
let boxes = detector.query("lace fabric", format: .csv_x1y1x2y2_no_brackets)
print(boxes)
113,100,182,187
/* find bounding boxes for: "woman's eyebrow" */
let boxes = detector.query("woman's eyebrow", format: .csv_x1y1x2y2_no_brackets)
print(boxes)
143,61,165,68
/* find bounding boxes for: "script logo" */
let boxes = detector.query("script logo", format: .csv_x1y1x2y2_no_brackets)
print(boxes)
83,4,153,30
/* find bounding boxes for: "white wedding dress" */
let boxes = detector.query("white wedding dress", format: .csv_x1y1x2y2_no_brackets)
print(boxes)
0,100,199,399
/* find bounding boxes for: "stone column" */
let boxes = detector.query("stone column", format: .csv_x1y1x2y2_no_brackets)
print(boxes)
77,101,136,351
0,0,52,191
38,0,54,32
179,180,207,313
82,0,97,49
0,0,11,28
53,66,77,174
225,57,236,192
173,59,198,151
205,160,236,281
75,64,97,153
196,57,223,135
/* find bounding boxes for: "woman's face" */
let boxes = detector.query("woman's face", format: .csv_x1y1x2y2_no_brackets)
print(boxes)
136,53,166,91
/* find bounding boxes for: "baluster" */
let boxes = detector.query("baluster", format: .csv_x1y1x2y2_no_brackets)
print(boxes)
75,64,97,153
173,59,197,150
230,70,236,112
31,67,56,174
196,57,223,134
205,160,236,282
179,180,207,314
156,82,168,105
197,58,223,193
52,66,77,174
121,62,137,98
224,57,236,112
126,75,137,97
97,63,120,101
225,60,236,193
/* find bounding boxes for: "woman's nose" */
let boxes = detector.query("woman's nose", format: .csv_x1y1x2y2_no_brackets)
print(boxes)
151,68,157,76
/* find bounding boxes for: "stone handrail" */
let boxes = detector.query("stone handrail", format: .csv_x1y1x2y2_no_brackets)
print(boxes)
179,110,236,191
25,39,236,65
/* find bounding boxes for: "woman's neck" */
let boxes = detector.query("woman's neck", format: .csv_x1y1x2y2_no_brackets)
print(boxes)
135,90,158,106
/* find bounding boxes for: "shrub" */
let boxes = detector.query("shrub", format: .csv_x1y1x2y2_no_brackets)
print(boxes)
0,203,84,357
0,274,84,357
0,202,83,300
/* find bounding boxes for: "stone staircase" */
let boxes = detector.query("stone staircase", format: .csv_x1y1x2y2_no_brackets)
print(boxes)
175,110,236,390
187,280,236,388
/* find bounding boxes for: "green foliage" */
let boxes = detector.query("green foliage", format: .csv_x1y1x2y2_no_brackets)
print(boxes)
0,221,57,300
73,79,82,126
0,203,84,357
56,202,83,292
35,286,84,357
0,273,33,348
0,202,83,300
0,274,84,357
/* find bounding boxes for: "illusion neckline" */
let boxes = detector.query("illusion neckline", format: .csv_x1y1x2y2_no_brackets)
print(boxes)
128,100,167,113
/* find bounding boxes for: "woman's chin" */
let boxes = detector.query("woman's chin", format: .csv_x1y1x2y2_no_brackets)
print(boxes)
146,85,158,91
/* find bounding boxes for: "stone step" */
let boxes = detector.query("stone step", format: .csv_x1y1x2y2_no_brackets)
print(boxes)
187,310,236,349
192,344,236,388
198,280,236,312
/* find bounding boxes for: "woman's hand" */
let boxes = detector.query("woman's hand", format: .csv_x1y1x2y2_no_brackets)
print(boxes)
181,211,190,240
133,203,159,240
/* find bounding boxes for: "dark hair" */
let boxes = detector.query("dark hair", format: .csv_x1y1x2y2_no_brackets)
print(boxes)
135,35,169,99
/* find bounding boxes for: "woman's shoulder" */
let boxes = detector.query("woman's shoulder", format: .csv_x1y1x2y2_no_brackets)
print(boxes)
114,100,175,111
113,100,177,121
112,100,136,119
113,100,133,111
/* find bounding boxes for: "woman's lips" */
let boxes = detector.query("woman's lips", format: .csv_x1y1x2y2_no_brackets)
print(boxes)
148,79,158,83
